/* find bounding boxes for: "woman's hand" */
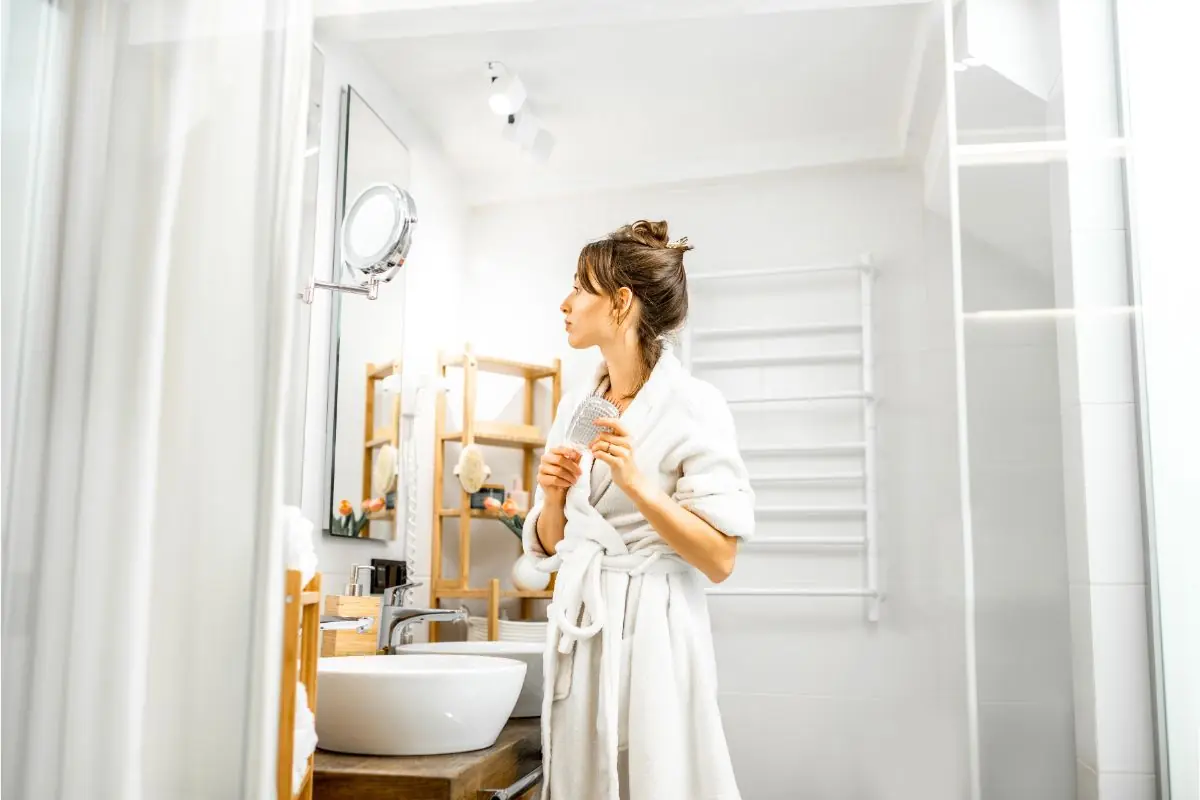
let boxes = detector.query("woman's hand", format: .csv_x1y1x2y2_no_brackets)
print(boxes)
536,446,582,505
590,418,647,496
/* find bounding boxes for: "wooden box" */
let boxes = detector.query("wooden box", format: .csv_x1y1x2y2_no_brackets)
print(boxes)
321,594,381,657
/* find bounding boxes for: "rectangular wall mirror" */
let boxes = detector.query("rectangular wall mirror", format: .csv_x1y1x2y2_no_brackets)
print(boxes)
323,87,412,540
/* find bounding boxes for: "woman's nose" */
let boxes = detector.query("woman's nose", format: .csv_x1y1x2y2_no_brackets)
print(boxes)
560,296,571,313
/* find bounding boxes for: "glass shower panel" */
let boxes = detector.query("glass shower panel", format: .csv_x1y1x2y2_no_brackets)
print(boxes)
946,1,1156,799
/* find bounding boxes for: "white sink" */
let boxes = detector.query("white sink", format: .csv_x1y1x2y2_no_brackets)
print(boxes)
397,641,544,718
316,654,526,756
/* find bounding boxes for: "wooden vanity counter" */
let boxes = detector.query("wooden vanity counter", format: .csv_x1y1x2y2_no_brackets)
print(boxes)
313,718,540,800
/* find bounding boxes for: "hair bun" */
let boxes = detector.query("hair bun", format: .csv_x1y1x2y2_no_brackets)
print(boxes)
615,219,671,249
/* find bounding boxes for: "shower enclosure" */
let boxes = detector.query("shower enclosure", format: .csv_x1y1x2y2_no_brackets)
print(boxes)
941,1,1161,797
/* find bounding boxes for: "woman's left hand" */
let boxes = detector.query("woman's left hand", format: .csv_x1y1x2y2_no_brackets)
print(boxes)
590,418,646,496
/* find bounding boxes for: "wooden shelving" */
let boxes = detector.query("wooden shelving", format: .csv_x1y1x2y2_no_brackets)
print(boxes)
439,352,559,380
362,359,401,537
440,421,545,449
429,345,561,642
437,507,503,519
277,571,320,800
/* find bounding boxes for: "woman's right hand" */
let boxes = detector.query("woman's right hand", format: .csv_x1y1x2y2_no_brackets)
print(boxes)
537,446,582,504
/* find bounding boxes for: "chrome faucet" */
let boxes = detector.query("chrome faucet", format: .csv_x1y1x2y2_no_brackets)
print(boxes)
376,581,468,654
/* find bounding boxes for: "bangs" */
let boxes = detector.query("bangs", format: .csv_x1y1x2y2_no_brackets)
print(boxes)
575,241,615,295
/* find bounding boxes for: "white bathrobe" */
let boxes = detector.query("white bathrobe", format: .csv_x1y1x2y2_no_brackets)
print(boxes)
522,351,755,800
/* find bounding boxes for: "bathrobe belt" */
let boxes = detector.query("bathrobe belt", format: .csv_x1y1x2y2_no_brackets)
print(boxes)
546,536,688,656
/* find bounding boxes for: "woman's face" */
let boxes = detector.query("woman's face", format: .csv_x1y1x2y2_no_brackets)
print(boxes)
560,278,611,350
561,277,630,350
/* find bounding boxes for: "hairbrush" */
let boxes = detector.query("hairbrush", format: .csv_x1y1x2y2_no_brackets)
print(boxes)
564,396,621,451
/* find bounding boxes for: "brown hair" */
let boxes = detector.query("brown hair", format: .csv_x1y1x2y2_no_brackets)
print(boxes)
575,219,692,395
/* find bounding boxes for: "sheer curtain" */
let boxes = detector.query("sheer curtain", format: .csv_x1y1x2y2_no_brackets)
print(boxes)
2,1,312,798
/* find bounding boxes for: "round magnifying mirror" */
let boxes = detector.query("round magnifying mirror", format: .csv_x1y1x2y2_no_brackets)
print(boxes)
340,183,418,285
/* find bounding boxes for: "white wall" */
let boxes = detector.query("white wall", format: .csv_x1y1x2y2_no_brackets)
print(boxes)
463,165,971,798
300,40,469,600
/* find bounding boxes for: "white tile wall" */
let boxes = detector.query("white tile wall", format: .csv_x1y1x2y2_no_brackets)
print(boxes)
721,692,967,800
1068,583,1098,771
1078,404,1145,585
1071,313,1135,406
978,700,1077,800
1096,772,1156,800
1061,404,1089,585
1049,10,1154,788
1090,584,1156,774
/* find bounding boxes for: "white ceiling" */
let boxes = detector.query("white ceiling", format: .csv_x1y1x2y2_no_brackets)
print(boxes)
318,0,940,204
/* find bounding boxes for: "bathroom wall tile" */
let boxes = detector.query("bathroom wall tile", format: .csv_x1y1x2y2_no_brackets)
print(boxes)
969,464,1067,548
1072,313,1135,405
1096,772,1156,800
709,596,942,700
1069,583,1098,770
1066,230,1130,308
965,344,1063,418
1077,760,1099,800
978,700,1077,800
1090,584,1156,773
1065,159,1126,232
1059,0,1122,143
1056,314,1081,410
1079,403,1145,585
973,557,1073,705
967,414,1066,472
1061,405,1090,586
720,693,964,800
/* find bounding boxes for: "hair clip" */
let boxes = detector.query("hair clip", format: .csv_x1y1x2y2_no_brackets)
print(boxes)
666,236,690,250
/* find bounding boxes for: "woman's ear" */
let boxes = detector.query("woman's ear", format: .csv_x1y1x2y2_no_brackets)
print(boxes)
615,287,634,325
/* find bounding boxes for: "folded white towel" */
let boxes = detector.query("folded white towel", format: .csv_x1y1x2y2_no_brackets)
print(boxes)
283,506,317,586
292,681,318,793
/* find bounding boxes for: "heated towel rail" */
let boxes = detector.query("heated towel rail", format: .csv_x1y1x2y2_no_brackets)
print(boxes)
684,255,880,621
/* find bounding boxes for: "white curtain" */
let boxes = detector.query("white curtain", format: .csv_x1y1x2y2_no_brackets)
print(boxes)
2,1,313,798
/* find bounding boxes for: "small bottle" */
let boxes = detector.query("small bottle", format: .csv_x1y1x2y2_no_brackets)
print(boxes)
509,477,529,514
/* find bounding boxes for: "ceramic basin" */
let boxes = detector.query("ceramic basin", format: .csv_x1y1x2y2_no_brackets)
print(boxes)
397,641,544,718
316,654,526,756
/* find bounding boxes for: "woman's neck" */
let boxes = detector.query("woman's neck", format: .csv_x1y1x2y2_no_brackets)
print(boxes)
600,333,644,400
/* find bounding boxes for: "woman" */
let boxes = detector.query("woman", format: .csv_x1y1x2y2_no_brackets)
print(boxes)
521,220,755,800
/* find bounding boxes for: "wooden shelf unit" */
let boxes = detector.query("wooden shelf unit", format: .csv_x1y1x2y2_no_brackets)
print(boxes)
430,345,561,641
362,359,401,538
277,570,320,800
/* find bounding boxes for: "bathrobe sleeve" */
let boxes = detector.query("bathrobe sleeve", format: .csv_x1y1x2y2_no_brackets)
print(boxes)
522,391,578,559
672,380,756,540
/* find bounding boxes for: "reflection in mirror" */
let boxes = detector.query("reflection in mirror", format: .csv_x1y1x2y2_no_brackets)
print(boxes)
324,88,411,540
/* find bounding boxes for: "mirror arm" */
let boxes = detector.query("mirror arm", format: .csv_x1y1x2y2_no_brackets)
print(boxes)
298,274,382,304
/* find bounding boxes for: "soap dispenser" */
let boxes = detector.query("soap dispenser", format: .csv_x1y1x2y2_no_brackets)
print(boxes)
343,564,374,596
321,564,382,657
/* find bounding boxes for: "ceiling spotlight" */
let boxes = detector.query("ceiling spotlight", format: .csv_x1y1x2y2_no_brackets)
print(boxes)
486,61,526,117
